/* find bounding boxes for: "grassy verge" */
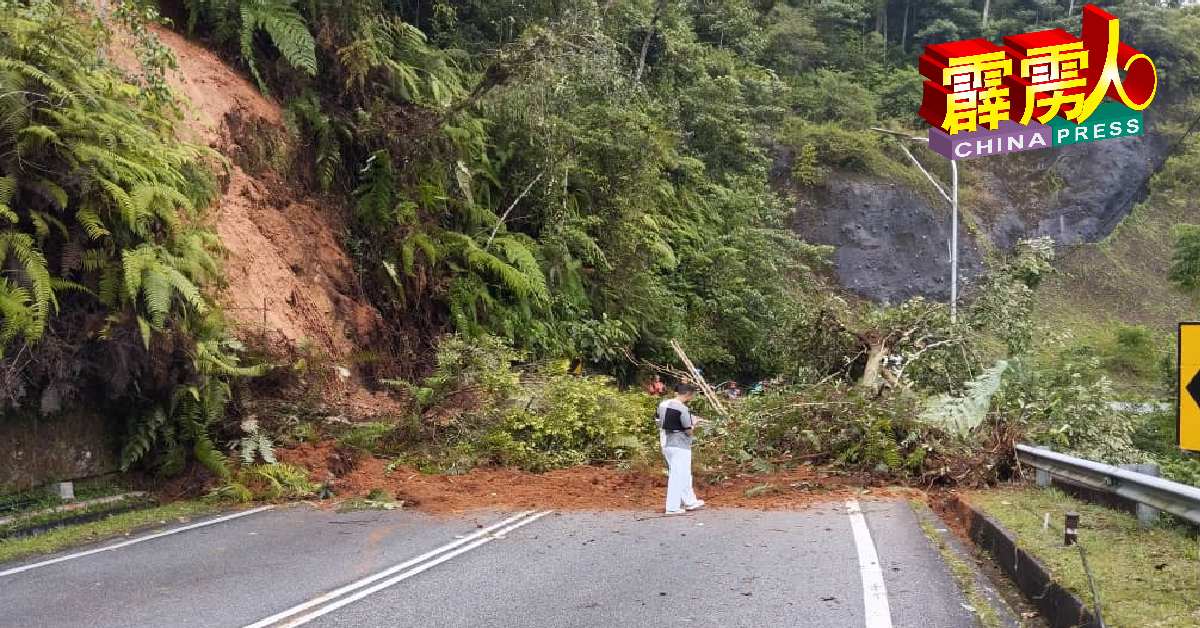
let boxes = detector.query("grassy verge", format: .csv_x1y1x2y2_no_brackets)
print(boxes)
969,487,1200,628
913,504,1002,628
0,495,154,538
0,501,219,565
0,477,131,519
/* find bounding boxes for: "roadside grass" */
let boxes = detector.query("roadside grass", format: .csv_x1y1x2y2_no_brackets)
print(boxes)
1031,195,1192,397
0,501,218,565
0,494,154,538
970,487,1200,628
0,477,130,519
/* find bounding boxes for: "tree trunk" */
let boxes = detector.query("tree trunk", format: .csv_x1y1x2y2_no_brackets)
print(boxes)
982,0,991,29
635,0,668,85
1068,0,1076,17
901,0,909,53
859,337,889,392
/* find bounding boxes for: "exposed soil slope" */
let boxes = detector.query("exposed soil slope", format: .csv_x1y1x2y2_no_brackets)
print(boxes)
117,28,401,417
155,28,378,358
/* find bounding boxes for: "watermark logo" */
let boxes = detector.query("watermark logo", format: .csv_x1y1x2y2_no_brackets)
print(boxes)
918,4,1156,160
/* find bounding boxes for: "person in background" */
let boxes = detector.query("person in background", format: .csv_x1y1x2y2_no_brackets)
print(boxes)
656,383,705,515
725,382,741,400
645,374,666,396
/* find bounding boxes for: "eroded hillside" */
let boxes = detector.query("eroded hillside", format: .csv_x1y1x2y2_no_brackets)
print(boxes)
134,27,402,417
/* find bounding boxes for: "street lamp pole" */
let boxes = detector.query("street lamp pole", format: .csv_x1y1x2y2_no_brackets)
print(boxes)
871,127,959,324
950,158,958,325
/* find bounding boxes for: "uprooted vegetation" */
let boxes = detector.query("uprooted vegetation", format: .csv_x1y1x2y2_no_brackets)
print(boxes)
3,0,1200,507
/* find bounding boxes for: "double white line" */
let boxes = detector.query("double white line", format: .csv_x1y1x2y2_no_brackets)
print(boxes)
244,509,553,628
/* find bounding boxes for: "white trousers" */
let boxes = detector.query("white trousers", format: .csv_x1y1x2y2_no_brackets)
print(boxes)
663,445,698,512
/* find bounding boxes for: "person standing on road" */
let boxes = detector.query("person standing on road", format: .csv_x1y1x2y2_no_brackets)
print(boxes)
657,384,705,515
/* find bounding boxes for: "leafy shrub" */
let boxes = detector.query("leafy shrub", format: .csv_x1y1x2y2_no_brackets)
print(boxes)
700,383,957,480
1132,409,1177,456
209,463,315,502
476,375,656,472
778,119,881,181
968,238,1055,356
789,70,879,128
336,422,393,452
1160,457,1200,487
1169,223,1200,298
991,355,1143,464
386,334,521,413
1104,324,1159,379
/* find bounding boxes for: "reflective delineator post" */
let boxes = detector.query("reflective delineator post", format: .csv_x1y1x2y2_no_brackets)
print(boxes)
1064,511,1080,546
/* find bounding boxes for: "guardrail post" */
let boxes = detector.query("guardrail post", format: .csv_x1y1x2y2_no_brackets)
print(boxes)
1119,463,1161,528
1035,468,1051,488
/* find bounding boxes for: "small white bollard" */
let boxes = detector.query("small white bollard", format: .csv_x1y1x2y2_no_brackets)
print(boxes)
53,482,74,501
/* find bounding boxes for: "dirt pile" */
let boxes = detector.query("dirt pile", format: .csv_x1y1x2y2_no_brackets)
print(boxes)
116,27,403,417
277,442,904,514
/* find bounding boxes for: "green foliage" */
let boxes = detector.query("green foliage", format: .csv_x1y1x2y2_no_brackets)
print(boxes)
1104,324,1159,379
336,422,393,451
210,463,315,502
479,375,656,472
414,333,522,406
920,360,1009,436
0,1,218,358
387,334,656,473
1169,223,1200,301
238,417,277,464
706,383,960,479
186,0,317,91
991,352,1143,464
0,1,261,477
969,237,1055,355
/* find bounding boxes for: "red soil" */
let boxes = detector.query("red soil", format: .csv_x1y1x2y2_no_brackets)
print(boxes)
278,443,917,514
112,25,405,418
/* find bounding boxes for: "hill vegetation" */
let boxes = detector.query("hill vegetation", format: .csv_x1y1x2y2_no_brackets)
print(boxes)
1,0,1199,489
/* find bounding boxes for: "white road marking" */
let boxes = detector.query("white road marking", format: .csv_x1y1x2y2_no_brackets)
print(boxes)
272,510,554,628
0,505,275,579
243,510,539,628
846,500,893,628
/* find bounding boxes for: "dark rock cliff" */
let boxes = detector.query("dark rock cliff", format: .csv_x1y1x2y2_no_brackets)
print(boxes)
780,128,1166,303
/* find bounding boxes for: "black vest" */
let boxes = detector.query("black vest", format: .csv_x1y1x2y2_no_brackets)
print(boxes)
662,407,686,432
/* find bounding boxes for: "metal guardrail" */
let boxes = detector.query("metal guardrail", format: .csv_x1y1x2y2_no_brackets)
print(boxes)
1015,444,1200,526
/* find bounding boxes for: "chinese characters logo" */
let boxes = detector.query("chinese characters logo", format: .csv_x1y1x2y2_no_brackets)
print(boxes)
918,4,1156,160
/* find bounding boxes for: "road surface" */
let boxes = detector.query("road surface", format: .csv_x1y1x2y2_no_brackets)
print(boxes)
0,500,1007,627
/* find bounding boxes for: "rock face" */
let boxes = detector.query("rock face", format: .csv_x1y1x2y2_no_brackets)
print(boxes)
0,411,117,493
986,133,1163,249
784,130,1165,303
792,175,982,304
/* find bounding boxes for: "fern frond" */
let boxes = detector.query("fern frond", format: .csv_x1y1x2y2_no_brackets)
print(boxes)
240,0,317,92
76,208,111,239
120,406,166,471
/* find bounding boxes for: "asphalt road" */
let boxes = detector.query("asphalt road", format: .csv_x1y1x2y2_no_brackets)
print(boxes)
0,500,993,628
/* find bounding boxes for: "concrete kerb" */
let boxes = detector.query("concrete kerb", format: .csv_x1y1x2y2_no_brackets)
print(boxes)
909,501,1023,628
947,496,1100,628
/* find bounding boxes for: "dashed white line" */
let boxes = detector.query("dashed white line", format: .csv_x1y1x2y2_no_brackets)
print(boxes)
246,510,554,628
0,505,275,579
846,500,893,628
